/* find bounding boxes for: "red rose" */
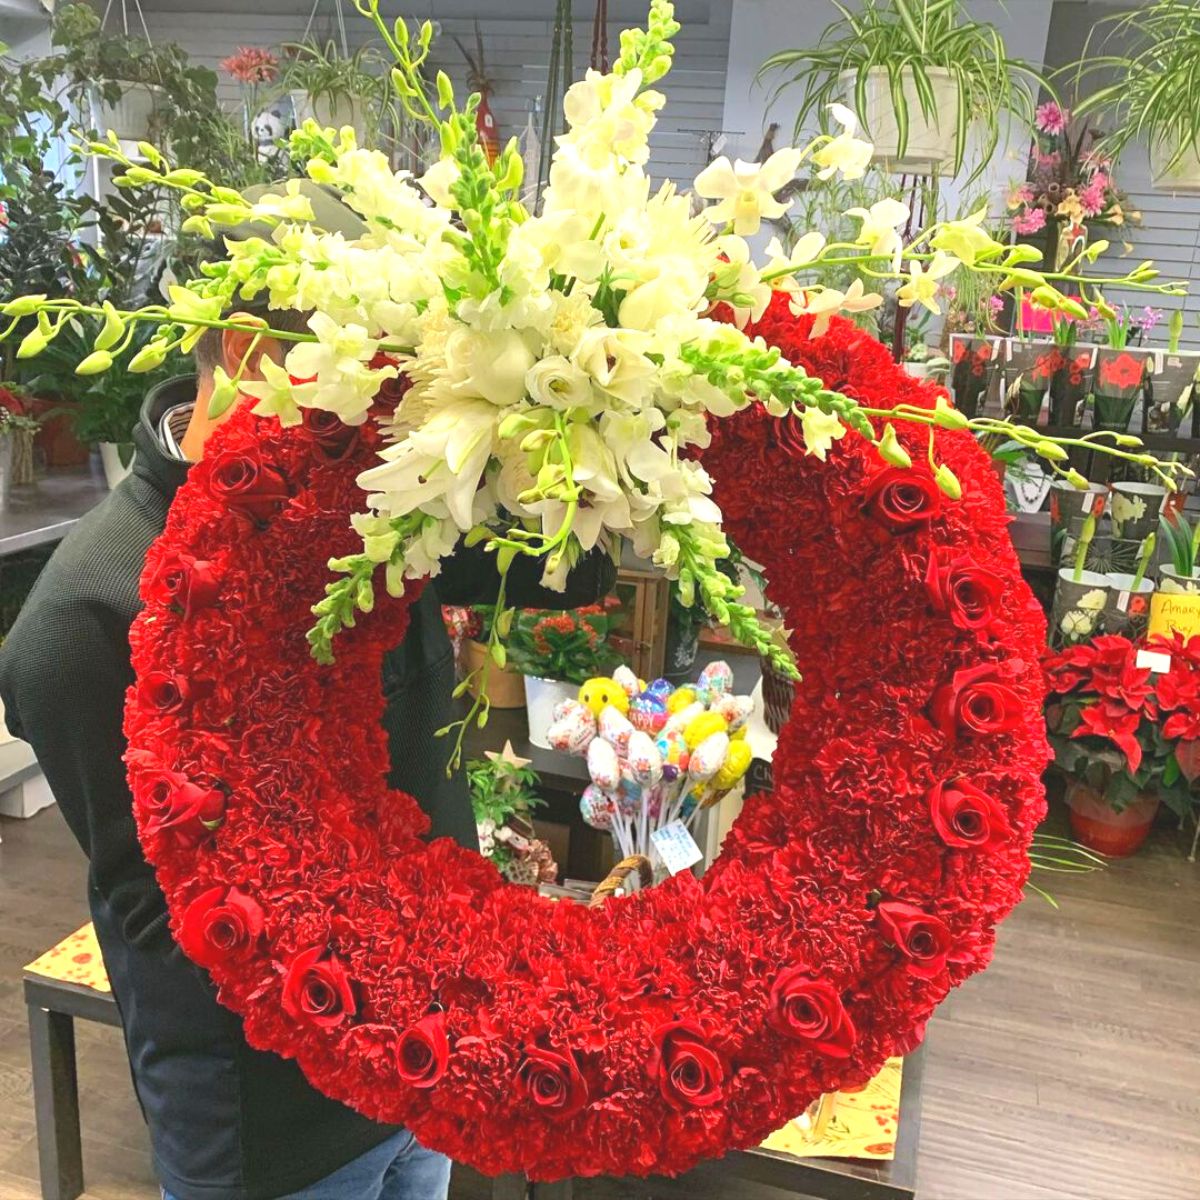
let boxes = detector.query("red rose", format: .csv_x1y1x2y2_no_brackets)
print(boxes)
396,1012,449,1089
139,770,225,838
924,552,1004,632
517,1046,588,1118
206,449,290,522
138,670,193,714
931,663,1024,739
302,408,360,462
179,885,264,968
863,467,942,531
876,901,954,979
766,968,857,1057
281,946,356,1030
651,1020,725,1110
927,779,1012,851
146,551,221,619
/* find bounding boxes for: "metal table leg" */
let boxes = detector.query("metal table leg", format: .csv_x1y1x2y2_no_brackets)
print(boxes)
27,1002,84,1200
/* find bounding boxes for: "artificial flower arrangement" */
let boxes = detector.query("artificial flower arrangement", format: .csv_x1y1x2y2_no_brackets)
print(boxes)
1,0,1195,1181
467,744,558,888
1006,101,1135,242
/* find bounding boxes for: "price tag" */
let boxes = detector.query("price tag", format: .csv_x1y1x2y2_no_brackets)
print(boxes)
1136,648,1173,674
651,821,704,876
1117,590,1131,613
1083,490,1096,513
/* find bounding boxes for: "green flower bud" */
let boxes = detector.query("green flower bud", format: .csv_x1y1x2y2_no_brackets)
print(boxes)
128,341,169,373
1065,468,1088,490
2,294,47,317
878,423,912,468
164,167,205,187
76,350,114,376
934,463,962,500
436,70,454,110
93,301,125,351
16,329,48,359
1035,441,1069,462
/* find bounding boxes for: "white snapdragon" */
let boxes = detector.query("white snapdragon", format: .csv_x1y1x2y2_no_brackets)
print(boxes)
560,68,664,168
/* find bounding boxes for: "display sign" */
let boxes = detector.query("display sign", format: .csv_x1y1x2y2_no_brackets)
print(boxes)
1149,592,1200,642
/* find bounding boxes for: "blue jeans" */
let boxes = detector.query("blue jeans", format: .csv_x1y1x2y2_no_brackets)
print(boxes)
162,1130,451,1200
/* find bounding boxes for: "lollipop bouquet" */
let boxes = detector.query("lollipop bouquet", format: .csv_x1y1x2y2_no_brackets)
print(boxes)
544,660,753,880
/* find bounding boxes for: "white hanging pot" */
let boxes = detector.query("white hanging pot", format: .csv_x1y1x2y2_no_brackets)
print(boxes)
1150,139,1200,193
295,90,368,142
91,82,164,144
523,675,577,750
840,67,960,176
99,442,134,489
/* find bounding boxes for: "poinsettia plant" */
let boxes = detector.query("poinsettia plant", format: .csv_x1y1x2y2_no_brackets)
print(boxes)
1043,634,1197,817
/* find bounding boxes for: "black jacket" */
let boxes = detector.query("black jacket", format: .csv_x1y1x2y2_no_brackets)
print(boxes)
0,379,477,1200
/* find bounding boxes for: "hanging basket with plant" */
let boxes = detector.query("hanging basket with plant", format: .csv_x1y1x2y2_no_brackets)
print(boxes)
760,0,1051,180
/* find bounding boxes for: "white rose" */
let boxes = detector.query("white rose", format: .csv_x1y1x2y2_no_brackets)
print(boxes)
572,327,656,407
526,356,594,411
442,328,535,408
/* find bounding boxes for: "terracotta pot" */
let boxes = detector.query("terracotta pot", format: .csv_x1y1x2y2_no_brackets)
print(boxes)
29,397,89,467
462,640,527,710
1065,780,1158,857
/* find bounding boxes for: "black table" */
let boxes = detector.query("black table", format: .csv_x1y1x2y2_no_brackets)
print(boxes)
490,1045,924,1200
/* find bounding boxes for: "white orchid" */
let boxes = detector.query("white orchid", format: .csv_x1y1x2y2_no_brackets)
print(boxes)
694,146,805,236
791,278,884,335
812,104,874,180
846,198,911,257
897,252,960,314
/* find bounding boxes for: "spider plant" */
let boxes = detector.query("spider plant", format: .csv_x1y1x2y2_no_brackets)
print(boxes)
759,0,1052,184
1072,0,1200,178
281,40,396,149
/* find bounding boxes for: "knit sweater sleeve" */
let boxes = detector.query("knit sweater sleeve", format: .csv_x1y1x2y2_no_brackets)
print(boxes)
0,595,169,949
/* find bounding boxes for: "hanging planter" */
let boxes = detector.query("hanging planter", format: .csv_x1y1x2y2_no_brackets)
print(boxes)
949,335,1000,418
1149,140,1200,193
1049,345,1095,427
1143,350,1200,434
839,67,959,174
1092,348,1151,433
90,81,165,145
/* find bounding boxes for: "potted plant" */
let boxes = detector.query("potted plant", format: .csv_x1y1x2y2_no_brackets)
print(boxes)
1104,534,1156,639
1045,634,1196,855
505,605,622,747
665,579,705,682
1050,514,1113,647
1049,478,1107,568
1092,308,1153,434
948,334,1000,418
282,40,396,150
1073,0,1200,192
1157,508,1200,595
467,748,558,887
1004,336,1057,426
1,387,39,501
1046,312,1095,428
760,0,1050,180
1144,310,1200,435
461,605,530,710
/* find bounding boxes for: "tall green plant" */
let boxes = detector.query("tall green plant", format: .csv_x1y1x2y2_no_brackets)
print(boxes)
1073,0,1200,174
759,0,1052,183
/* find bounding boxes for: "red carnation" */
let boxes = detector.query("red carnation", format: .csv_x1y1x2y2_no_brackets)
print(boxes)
396,1012,449,1089
517,1046,588,1118
927,779,1012,851
205,448,290,522
146,551,221,619
931,663,1024,739
863,467,942,531
281,947,356,1030
302,408,360,462
876,901,954,979
179,885,264,969
766,969,857,1057
139,770,225,838
774,410,809,460
924,551,1004,633
651,1020,725,1110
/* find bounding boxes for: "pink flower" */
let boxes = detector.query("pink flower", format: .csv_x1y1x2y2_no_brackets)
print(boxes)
1078,179,1107,218
1012,208,1047,235
1036,101,1068,135
1006,181,1034,210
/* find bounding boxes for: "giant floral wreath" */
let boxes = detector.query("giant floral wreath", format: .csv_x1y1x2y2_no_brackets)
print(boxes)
124,304,1049,1180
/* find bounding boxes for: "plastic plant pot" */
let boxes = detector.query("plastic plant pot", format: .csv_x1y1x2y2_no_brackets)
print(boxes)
949,335,999,419
1109,481,1167,543
1092,348,1152,433
1143,351,1200,434
1065,780,1158,858
1104,572,1155,640
1157,565,1200,595
1050,569,1113,647
1048,346,1095,427
1049,481,1107,568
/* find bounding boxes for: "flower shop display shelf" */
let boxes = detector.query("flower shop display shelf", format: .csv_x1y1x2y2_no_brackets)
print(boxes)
0,465,110,558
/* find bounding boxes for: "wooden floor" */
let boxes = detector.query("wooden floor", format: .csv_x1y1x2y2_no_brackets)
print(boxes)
1,803,1197,1200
